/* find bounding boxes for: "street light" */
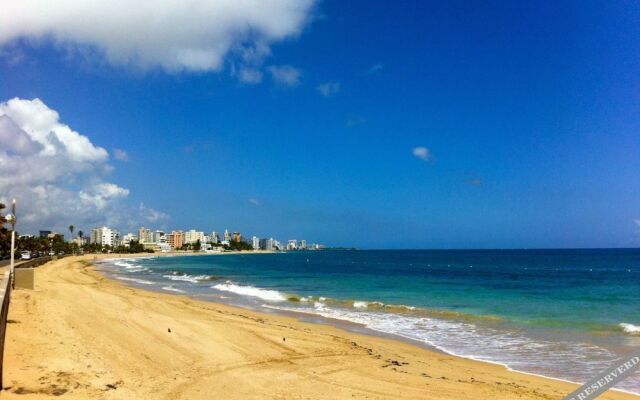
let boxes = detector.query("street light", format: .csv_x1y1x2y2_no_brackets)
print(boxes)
5,199,16,288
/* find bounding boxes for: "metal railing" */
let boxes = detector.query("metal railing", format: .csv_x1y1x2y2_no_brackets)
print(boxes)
0,271,12,389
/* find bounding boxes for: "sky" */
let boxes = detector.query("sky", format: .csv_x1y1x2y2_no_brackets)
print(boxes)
1,0,639,249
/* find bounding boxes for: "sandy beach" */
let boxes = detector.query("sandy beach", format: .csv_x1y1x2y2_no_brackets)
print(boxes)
1,255,637,399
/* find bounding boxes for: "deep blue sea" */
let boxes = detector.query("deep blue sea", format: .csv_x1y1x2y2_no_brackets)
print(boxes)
98,249,640,393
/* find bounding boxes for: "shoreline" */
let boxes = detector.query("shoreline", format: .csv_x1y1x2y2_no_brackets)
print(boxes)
99,253,640,396
4,255,639,399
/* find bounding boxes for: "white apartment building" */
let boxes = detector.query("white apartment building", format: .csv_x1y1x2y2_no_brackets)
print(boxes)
139,227,153,243
91,226,120,247
252,236,260,250
184,229,205,244
154,230,166,243
122,233,137,247
210,231,220,244
287,240,297,250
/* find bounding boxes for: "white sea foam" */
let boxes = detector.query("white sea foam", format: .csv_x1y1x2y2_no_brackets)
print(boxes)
212,281,286,302
162,286,186,293
262,302,639,393
353,301,368,308
163,274,210,283
116,276,155,285
620,323,640,335
113,261,149,272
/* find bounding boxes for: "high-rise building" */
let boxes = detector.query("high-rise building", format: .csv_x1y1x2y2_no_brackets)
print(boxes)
210,232,220,244
233,232,242,243
184,229,205,244
91,226,120,247
259,238,275,251
287,240,297,250
252,236,260,250
299,240,307,250
224,229,231,242
154,230,166,244
167,230,185,249
122,233,137,247
139,227,153,243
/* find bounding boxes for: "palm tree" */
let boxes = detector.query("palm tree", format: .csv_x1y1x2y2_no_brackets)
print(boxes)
78,230,84,240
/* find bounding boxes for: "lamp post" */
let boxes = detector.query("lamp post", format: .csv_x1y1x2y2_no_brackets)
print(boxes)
5,199,16,288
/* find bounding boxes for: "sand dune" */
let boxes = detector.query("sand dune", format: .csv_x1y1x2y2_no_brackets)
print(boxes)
2,255,637,399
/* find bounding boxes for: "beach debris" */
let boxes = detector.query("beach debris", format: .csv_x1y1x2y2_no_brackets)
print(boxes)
282,337,286,342
168,328,172,333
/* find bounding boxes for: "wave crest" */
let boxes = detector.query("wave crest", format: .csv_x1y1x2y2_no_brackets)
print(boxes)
212,281,286,302
620,323,640,335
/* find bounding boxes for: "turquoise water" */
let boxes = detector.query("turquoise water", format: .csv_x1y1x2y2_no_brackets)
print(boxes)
99,249,640,393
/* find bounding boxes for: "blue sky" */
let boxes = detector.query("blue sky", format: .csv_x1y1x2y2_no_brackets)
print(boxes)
1,1,640,248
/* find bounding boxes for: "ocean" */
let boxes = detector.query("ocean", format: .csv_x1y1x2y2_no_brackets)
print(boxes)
97,249,640,393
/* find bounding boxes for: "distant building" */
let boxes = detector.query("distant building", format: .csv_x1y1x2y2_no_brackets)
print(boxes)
287,240,297,250
154,230,166,244
122,233,137,247
224,229,231,242
252,236,260,250
259,238,275,251
167,230,184,249
39,230,51,238
299,240,307,250
210,232,220,244
47,232,64,240
91,226,120,247
184,229,205,244
233,232,242,243
72,236,87,246
139,227,153,243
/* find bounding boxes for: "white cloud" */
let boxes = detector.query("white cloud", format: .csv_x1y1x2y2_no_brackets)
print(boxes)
367,63,384,74
346,116,366,127
248,198,261,206
0,97,167,234
268,65,301,87
113,148,129,161
139,203,169,223
236,68,264,84
412,147,432,161
317,81,340,97
0,0,316,74
79,183,129,210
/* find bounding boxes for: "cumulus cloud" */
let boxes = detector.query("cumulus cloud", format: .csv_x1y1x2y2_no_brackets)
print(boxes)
317,81,340,97
235,68,264,84
113,148,129,161
139,203,169,223
0,97,167,234
412,147,432,161
0,0,316,74
268,65,301,87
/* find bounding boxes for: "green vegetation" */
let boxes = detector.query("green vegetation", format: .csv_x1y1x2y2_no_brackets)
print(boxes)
225,240,253,251
113,240,153,254
0,203,10,257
